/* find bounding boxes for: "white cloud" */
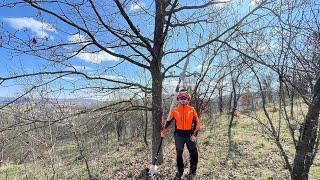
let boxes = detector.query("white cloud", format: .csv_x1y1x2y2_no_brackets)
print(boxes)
68,33,89,45
130,2,145,11
76,50,119,63
61,76,78,81
74,65,92,71
215,0,232,7
4,17,57,39
67,34,119,63
66,65,93,71
100,75,125,80
250,0,257,6
73,66,92,70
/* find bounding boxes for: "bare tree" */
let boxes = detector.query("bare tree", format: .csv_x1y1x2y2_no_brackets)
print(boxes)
215,0,320,178
0,0,270,164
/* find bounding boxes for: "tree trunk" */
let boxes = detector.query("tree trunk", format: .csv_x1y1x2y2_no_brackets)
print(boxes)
144,92,148,146
150,0,165,165
228,74,240,144
228,91,233,113
219,87,223,114
151,64,163,164
292,77,320,180
116,117,122,142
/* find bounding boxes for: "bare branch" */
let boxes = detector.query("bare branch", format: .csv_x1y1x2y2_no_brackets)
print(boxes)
113,0,154,56
169,1,231,14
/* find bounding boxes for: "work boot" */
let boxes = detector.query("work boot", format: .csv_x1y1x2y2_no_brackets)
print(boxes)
175,172,183,180
187,173,196,180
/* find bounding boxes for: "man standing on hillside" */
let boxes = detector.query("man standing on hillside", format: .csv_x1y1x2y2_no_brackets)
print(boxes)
161,89,200,180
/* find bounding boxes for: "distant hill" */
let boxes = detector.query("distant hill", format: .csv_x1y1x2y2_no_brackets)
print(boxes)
0,96,98,105
0,97,17,103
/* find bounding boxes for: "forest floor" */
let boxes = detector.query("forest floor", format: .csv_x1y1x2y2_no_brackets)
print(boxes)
1,112,320,179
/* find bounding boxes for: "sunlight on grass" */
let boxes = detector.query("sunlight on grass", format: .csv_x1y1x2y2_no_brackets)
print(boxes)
1,101,317,179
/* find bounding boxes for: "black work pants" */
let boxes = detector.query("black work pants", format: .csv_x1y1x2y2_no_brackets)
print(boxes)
174,135,198,174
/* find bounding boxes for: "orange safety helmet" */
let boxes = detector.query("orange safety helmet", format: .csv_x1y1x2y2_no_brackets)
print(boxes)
177,89,191,101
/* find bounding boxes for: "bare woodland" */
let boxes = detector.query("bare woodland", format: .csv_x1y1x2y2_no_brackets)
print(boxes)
0,0,319,179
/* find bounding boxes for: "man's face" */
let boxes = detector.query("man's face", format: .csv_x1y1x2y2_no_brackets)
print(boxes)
178,96,189,105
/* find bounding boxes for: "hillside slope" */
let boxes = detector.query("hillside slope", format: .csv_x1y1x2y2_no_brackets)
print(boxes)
1,114,320,179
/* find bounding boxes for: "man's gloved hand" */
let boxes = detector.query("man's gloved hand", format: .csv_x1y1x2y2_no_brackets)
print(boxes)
190,135,197,142
161,128,169,137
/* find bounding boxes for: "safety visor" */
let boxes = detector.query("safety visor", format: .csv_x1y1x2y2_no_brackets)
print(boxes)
178,96,189,100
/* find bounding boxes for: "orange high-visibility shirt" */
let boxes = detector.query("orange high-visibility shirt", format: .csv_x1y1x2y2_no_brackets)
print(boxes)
165,105,200,136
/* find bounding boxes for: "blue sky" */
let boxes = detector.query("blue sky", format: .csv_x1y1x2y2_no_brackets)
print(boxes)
0,0,261,99
0,1,138,99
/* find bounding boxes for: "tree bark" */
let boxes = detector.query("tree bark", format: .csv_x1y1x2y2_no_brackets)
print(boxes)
144,92,148,146
219,87,224,114
150,0,165,164
151,63,163,164
292,77,320,180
